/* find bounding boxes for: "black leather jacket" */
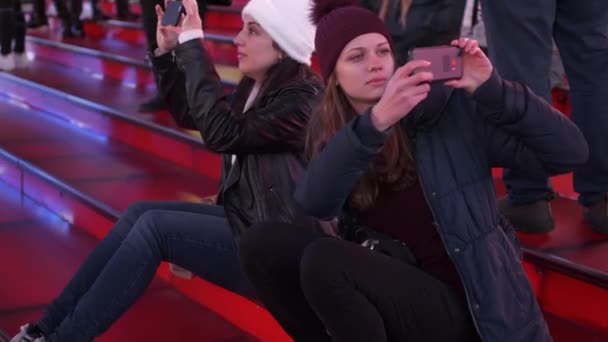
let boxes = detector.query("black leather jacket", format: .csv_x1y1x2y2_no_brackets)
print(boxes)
150,39,323,237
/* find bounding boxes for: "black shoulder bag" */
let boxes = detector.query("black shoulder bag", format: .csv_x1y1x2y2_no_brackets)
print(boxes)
339,207,418,266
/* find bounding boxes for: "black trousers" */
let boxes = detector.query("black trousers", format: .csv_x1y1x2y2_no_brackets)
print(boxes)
29,0,47,24
0,0,25,55
90,0,129,16
239,222,480,342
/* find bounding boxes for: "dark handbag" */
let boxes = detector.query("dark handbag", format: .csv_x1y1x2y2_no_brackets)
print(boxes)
339,208,418,266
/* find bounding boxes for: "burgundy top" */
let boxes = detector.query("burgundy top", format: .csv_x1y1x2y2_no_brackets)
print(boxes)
358,180,464,293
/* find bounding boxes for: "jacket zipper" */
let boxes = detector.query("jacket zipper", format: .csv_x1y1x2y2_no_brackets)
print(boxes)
249,161,264,221
416,143,484,340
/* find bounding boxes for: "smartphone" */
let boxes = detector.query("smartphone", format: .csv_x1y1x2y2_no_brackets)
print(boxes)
408,46,462,82
161,0,186,26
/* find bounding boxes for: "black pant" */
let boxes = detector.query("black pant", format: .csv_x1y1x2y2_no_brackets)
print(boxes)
0,0,25,56
240,222,480,342
29,0,47,24
89,0,129,16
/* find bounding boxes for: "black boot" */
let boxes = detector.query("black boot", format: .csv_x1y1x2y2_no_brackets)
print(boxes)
27,0,48,28
498,197,555,233
138,94,168,112
139,67,168,112
71,16,85,37
583,196,608,233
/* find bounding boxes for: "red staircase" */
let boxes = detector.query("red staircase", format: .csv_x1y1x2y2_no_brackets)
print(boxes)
0,1,603,341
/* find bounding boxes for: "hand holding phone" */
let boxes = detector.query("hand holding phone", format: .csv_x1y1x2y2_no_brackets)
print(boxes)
408,46,463,83
370,60,434,131
443,38,494,94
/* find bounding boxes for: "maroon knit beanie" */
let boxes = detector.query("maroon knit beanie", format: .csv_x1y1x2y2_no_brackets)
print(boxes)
311,0,394,82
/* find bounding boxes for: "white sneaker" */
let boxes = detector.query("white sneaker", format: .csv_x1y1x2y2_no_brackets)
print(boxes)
9,324,44,342
0,54,15,71
13,53,31,69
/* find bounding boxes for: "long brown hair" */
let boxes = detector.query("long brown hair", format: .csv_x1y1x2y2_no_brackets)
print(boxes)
305,73,417,211
378,0,413,27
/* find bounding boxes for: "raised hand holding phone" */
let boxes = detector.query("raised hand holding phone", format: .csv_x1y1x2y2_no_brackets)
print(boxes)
444,38,493,94
371,60,434,132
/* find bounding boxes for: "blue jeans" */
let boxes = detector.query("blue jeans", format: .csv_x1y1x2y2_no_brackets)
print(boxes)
482,0,608,206
37,201,253,342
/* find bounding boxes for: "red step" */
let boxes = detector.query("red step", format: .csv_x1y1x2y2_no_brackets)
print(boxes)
492,173,608,334
0,73,221,178
81,19,323,73
99,1,245,31
28,24,241,86
85,20,240,66
8,55,170,127
546,312,608,341
0,100,218,209
5,47,221,133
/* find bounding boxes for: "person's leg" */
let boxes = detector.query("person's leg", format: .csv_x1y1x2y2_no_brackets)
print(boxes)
36,201,225,337
554,0,608,232
68,0,83,36
239,222,331,341
0,0,14,56
0,1,16,71
300,238,479,342
138,0,167,112
139,0,161,51
481,0,557,233
481,0,555,101
45,207,247,342
51,0,73,36
116,0,137,19
12,0,25,55
28,0,48,27
89,0,108,20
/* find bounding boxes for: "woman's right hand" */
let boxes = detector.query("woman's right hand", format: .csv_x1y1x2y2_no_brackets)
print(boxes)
155,0,184,55
371,60,434,132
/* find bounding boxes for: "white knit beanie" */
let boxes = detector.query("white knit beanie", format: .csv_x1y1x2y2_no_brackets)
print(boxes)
242,0,316,66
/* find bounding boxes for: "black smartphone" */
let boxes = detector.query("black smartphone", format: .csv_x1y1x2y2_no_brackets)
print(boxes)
161,0,185,26
408,46,463,82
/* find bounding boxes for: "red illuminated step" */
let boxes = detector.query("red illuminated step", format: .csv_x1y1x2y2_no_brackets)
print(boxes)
0,72,220,177
98,1,245,31
28,24,241,86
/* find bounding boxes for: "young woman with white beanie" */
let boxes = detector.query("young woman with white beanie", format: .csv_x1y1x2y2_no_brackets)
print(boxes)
9,0,322,341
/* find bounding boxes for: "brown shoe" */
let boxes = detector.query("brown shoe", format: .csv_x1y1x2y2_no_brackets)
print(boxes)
498,198,555,233
583,198,608,234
